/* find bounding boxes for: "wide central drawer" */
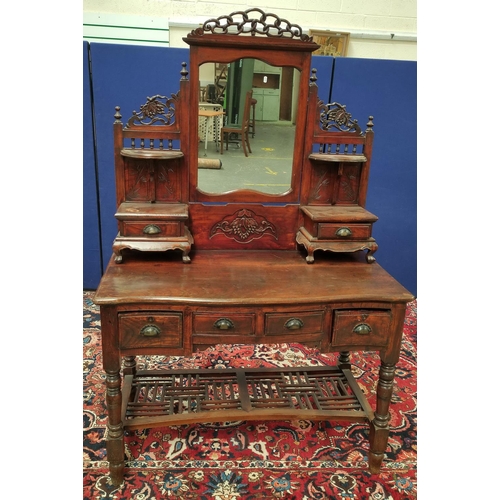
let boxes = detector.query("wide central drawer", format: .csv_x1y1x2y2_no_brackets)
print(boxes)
193,312,256,336
264,310,325,335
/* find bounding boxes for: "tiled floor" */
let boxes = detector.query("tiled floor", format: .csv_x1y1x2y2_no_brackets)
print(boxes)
197,121,295,195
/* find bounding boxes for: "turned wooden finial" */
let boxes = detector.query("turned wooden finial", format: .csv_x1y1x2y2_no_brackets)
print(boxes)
310,68,318,86
366,116,374,132
114,106,122,123
180,61,188,80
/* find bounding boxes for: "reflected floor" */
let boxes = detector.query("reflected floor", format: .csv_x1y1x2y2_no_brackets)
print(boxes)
197,121,295,195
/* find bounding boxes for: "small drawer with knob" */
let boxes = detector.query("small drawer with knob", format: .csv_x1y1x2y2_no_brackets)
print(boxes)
317,223,372,240
193,313,256,337
264,310,325,338
121,221,183,238
332,310,392,348
119,312,183,349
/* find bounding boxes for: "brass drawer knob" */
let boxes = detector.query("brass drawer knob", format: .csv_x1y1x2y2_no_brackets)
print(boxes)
140,324,161,337
336,227,352,237
353,323,372,335
143,224,161,235
285,318,304,330
214,318,234,330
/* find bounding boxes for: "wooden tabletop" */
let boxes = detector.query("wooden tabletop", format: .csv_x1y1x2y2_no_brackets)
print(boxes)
94,250,414,306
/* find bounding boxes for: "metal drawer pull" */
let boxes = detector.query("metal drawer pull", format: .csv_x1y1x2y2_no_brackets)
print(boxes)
140,324,161,337
143,224,161,235
353,323,372,335
336,227,352,237
214,318,234,330
285,318,304,330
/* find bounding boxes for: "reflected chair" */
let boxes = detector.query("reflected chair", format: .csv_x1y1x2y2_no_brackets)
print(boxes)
220,90,253,157
249,97,257,138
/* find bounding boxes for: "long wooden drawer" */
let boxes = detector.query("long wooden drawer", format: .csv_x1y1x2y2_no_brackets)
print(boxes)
120,221,183,237
332,310,391,348
264,310,324,335
119,312,183,349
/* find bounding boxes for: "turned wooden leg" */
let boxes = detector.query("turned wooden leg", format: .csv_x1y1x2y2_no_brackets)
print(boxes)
123,355,137,400
123,356,136,376
338,350,351,369
105,368,125,486
368,361,396,473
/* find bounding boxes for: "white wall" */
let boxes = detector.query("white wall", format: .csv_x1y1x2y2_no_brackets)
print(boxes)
83,0,417,61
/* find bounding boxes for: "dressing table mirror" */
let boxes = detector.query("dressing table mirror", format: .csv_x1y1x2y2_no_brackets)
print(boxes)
94,8,414,486
197,58,298,195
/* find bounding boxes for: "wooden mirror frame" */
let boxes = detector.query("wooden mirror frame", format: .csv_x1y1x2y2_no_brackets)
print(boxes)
184,9,319,203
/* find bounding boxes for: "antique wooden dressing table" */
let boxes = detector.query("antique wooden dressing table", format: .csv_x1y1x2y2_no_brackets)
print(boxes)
93,9,415,486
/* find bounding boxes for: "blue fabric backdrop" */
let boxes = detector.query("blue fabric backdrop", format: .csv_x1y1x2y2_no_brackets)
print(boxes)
83,43,416,296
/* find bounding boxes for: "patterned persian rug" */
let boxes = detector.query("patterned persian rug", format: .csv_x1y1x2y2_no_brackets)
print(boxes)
83,292,417,499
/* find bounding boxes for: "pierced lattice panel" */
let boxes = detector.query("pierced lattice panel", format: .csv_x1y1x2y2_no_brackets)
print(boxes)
246,370,362,411
124,366,370,425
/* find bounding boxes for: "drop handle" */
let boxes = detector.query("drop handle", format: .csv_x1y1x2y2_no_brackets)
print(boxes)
143,224,161,235
336,227,352,237
285,318,304,330
353,323,372,335
214,318,234,330
140,324,161,337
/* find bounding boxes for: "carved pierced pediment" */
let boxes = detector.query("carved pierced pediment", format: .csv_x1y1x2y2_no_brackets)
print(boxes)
318,101,362,134
125,93,180,127
190,8,313,42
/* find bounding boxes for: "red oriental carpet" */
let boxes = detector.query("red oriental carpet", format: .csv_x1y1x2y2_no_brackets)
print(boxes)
83,292,417,499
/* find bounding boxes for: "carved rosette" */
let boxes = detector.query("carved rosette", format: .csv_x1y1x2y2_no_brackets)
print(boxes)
210,209,278,243
318,101,361,134
125,93,180,127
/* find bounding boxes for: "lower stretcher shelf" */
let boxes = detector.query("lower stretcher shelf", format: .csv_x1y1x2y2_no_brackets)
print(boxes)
121,365,374,430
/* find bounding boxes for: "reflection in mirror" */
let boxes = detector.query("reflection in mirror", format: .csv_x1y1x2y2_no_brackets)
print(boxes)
197,59,300,195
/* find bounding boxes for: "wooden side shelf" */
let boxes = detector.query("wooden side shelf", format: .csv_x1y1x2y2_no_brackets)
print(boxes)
121,365,374,430
121,148,184,160
308,153,367,163
301,205,378,223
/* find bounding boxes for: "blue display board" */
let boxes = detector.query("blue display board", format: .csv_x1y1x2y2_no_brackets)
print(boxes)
83,42,102,289
83,46,416,296
331,58,417,296
89,43,190,270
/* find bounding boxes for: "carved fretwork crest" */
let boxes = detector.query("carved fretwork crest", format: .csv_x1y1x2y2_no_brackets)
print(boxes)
210,209,278,243
125,93,179,127
190,8,313,42
318,101,361,134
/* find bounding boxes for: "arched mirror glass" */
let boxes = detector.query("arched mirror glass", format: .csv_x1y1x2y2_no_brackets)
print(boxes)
196,58,300,195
